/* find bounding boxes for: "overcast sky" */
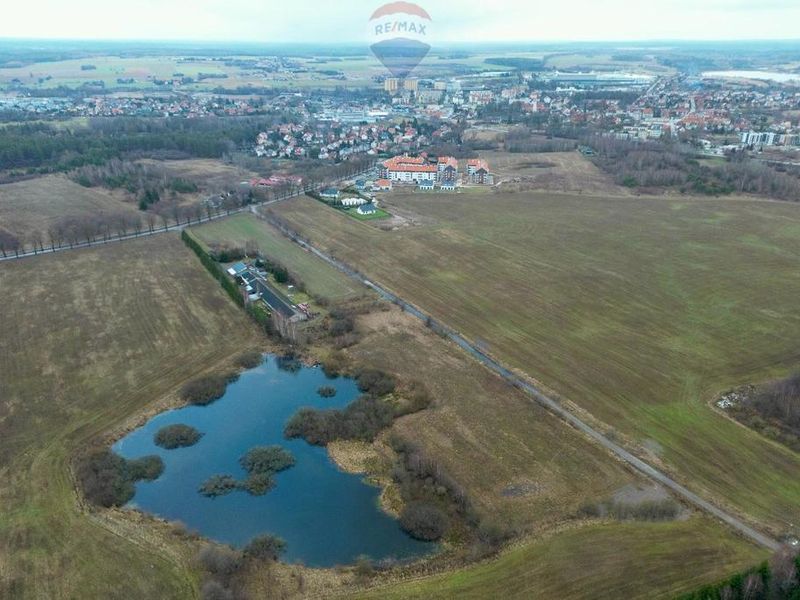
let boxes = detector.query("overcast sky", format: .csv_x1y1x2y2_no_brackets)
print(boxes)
2,0,800,43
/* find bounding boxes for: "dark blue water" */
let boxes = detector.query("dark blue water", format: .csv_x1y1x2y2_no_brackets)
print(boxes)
113,355,433,567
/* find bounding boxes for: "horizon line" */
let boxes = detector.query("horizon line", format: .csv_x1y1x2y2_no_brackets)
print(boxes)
2,36,800,46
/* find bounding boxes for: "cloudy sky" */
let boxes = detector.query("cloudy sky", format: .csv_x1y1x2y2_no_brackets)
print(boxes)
2,0,799,43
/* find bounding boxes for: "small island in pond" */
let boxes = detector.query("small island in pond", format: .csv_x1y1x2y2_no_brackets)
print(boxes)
317,385,337,398
199,446,295,498
154,424,203,449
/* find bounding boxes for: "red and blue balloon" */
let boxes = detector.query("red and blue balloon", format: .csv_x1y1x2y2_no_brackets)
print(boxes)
368,2,432,78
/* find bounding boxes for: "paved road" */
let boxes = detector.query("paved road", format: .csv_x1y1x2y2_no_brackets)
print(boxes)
261,210,783,552
0,168,374,264
0,199,276,263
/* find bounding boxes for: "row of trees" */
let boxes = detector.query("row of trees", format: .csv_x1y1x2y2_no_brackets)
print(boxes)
678,547,799,600
585,134,800,200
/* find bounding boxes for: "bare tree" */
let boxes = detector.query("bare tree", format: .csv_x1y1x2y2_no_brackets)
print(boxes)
742,573,764,600
769,547,799,597
145,212,157,233
28,231,44,254
47,225,63,250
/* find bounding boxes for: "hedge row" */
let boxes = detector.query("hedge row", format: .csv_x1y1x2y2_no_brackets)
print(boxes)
182,230,243,308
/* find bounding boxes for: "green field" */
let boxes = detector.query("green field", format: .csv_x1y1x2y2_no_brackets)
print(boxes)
190,213,364,302
272,192,800,536
354,519,765,600
190,216,767,599
0,234,260,598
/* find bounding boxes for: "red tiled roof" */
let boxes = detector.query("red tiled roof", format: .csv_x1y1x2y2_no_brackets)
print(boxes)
388,165,437,173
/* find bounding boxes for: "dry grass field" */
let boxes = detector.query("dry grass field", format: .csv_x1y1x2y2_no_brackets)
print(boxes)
190,216,767,598
137,159,258,192
482,150,631,196
0,234,260,598
271,192,800,537
348,308,636,531
0,174,139,241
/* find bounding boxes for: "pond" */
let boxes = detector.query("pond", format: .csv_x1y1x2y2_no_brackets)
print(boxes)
113,354,434,567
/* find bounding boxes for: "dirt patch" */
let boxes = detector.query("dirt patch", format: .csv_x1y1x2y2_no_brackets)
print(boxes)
612,483,671,506
328,440,379,474
500,480,544,498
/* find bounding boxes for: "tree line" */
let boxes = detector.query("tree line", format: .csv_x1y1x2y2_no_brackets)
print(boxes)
585,134,800,200
0,114,293,174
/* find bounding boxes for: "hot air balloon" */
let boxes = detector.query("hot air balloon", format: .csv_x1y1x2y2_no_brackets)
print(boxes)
368,2,432,79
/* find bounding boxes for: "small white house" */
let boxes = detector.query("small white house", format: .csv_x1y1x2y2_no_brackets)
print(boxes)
418,180,435,192
341,196,367,207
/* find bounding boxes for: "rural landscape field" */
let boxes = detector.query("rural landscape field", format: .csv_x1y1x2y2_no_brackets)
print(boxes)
0,235,261,597
270,179,800,534
3,4,800,599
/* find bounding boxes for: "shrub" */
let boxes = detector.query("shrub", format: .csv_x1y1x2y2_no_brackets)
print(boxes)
356,368,396,397
321,352,347,378
200,580,233,600
181,374,235,406
317,386,337,398
275,353,302,373
154,424,203,449
244,534,286,562
353,555,376,582
241,473,275,496
76,449,164,507
284,396,395,446
329,315,355,337
199,475,239,498
197,545,243,584
477,517,514,549
399,502,449,541
126,455,165,481
235,350,264,370
239,446,295,476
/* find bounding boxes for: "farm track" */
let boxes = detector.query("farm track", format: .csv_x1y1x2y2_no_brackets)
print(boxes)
0,169,373,263
257,208,783,553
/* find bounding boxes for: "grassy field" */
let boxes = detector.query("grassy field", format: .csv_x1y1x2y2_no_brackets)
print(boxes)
354,518,765,600
482,151,631,196
348,308,636,531
190,217,766,598
0,175,139,241
190,213,364,302
271,191,800,536
0,234,260,598
137,159,258,192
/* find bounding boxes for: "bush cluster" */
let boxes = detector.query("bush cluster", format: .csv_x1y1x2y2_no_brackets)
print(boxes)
154,424,203,449
198,475,240,498
76,449,164,507
235,350,264,370
578,498,680,522
181,373,238,406
199,446,295,498
240,446,295,475
355,368,396,397
678,548,800,600
317,385,337,398
244,534,287,562
399,502,449,541
284,395,395,446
